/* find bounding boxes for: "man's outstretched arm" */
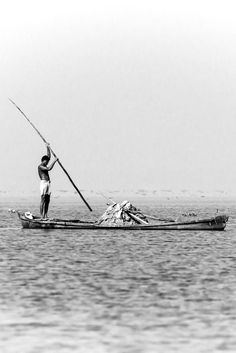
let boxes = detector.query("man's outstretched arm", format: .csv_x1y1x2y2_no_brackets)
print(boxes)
39,158,59,171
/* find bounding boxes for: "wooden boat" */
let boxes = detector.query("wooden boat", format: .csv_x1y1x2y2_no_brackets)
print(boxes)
17,212,228,231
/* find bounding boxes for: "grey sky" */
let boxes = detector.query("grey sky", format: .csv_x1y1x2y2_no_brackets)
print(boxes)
1,0,236,194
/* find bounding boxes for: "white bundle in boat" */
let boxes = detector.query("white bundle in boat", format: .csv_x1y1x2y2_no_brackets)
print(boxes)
97,200,148,226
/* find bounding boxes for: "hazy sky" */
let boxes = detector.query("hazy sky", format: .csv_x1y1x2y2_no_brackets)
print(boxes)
1,0,236,194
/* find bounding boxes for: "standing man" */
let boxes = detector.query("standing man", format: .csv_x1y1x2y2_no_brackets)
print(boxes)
38,144,58,219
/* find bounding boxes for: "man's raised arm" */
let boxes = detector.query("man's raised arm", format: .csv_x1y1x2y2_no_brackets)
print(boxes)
46,143,51,160
39,158,59,171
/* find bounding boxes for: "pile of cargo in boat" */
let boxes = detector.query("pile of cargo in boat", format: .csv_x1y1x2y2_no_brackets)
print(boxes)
97,200,148,226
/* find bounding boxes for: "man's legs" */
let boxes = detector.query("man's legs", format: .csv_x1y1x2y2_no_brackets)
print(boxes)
40,195,46,218
44,194,50,218
40,181,51,219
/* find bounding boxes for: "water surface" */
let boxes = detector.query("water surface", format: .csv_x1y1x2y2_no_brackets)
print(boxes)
0,198,236,352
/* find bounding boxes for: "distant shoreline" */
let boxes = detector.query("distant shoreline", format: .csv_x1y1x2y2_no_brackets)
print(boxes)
1,189,236,203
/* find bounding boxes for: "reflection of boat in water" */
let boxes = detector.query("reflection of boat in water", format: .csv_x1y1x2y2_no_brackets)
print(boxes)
17,212,228,231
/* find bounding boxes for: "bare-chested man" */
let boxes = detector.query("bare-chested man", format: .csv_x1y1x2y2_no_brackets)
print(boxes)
38,144,58,219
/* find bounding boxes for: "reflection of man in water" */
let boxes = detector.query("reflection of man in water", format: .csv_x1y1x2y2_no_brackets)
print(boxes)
38,144,58,219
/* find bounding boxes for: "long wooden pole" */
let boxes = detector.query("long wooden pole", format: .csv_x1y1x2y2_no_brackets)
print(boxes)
9,98,92,212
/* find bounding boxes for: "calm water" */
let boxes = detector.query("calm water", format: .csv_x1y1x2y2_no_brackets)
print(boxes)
1,198,236,353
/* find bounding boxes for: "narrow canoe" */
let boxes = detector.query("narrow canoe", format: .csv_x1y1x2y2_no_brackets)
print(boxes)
17,212,228,231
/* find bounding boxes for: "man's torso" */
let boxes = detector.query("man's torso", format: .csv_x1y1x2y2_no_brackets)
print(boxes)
38,165,50,181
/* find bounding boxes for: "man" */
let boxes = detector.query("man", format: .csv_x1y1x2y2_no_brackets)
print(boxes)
38,144,58,219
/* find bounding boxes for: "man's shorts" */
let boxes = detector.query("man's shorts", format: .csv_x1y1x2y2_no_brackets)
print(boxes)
40,180,51,196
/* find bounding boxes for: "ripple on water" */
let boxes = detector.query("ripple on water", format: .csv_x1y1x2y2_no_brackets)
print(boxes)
0,199,236,353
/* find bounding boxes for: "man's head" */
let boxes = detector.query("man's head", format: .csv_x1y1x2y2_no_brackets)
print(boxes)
41,155,50,166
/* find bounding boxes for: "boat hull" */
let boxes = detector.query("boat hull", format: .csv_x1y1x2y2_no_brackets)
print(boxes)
18,213,228,231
